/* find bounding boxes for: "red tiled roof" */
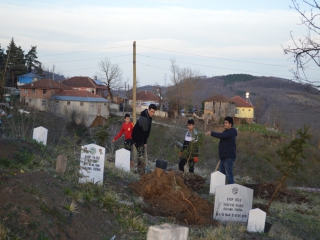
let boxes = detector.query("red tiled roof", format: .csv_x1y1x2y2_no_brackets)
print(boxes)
62,76,108,89
204,94,233,103
54,90,102,98
18,79,72,90
130,90,160,101
231,95,254,108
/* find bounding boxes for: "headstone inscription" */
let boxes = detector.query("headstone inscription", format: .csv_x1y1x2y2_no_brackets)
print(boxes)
214,184,253,222
79,144,105,185
56,155,67,177
209,171,226,195
147,223,189,240
115,148,130,172
247,208,266,233
33,126,48,145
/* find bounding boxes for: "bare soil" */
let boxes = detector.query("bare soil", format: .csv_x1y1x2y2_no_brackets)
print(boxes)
130,168,219,226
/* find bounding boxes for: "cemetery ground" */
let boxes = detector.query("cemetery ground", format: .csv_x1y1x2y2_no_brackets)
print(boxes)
0,114,320,239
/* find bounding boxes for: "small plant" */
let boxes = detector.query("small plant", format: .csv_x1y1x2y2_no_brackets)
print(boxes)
266,125,312,212
0,223,10,240
64,200,79,215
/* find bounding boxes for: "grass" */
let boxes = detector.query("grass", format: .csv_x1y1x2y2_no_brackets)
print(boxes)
1,114,320,239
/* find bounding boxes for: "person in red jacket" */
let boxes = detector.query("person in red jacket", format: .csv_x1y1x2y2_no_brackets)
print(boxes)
112,114,134,152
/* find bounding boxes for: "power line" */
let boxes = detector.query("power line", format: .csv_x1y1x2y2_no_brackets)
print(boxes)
136,58,320,81
139,45,320,71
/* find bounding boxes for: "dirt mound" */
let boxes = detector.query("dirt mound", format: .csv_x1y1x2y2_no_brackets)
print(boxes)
245,182,309,204
129,168,218,226
173,171,206,192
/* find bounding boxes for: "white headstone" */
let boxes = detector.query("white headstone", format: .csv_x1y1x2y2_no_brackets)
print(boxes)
147,223,188,240
247,208,266,233
214,184,253,222
79,144,105,185
115,148,130,172
210,171,226,195
32,126,48,145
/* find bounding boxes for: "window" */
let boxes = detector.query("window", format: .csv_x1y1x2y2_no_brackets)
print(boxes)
67,102,70,106
29,99,32,103
236,109,239,114
24,89,28,93
249,109,251,111
42,100,47,106
43,89,47,94
104,103,106,106
242,109,244,111
56,101,59,103
80,102,84,106
32,89,35,94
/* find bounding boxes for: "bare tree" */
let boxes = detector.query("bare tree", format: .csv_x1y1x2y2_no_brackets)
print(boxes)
283,0,320,112
99,58,123,103
166,59,200,117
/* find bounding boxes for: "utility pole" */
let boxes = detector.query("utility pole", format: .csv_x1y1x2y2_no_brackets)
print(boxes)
133,41,137,123
52,65,55,81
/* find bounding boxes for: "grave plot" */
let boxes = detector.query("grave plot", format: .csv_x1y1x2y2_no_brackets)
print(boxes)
129,168,219,226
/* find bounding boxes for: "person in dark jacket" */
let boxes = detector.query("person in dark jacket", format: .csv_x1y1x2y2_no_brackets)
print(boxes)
205,116,237,184
179,119,199,173
132,104,157,174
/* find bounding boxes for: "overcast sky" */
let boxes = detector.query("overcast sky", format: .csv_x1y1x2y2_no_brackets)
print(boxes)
0,0,318,86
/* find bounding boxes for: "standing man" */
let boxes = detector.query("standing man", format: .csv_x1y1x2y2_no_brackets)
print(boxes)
132,104,157,174
205,116,237,184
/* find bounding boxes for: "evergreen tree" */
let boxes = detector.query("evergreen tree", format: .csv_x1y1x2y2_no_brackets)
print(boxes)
25,46,42,74
6,38,26,87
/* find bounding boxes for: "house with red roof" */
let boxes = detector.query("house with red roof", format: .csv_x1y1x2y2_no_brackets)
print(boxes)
62,76,109,99
19,79,110,127
203,95,236,122
19,79,72,110
128,90,161,106
230,95,254,124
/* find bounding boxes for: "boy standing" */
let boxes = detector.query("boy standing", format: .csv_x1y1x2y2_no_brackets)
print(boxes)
112,114,134,152
179,119,199,173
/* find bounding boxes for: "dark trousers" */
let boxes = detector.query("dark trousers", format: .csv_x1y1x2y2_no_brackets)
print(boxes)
134,142,145,165
179,157,194,173
124,138,133,152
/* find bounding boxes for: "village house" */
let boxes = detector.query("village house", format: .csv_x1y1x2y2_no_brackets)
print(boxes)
17,72,43,86
128,90,161,106
203,95,236,122
19,79,109,127
19,79,72,110
230,95,254,124
62,76,109,98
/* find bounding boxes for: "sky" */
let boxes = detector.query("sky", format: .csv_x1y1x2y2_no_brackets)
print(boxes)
0,0,319,87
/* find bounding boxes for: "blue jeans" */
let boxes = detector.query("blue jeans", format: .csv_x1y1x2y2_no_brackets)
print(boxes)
219,158,235,184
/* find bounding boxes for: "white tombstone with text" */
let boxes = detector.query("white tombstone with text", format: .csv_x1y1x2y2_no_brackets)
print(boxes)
79,144,105,185
115,148,130,172
247,208,266,233
147,223,188,240
214,184,253,222
210,171,226,195
33,126,48,145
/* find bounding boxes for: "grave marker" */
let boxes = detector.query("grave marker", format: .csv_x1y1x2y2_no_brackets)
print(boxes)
247,208,266,233
56,155,67,177
209,171,226,195
214,184,253,222
115,148,130,172
147,223,188,240
33,126,48,145
79,144,105,185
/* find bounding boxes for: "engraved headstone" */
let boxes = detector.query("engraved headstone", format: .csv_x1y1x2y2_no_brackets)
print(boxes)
32,126,48,145
214,184,253,222
147,223,188,240
56,155,67,177
209,171,226,195
247,208,266,233
115,148,130,172
79,144,105,185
